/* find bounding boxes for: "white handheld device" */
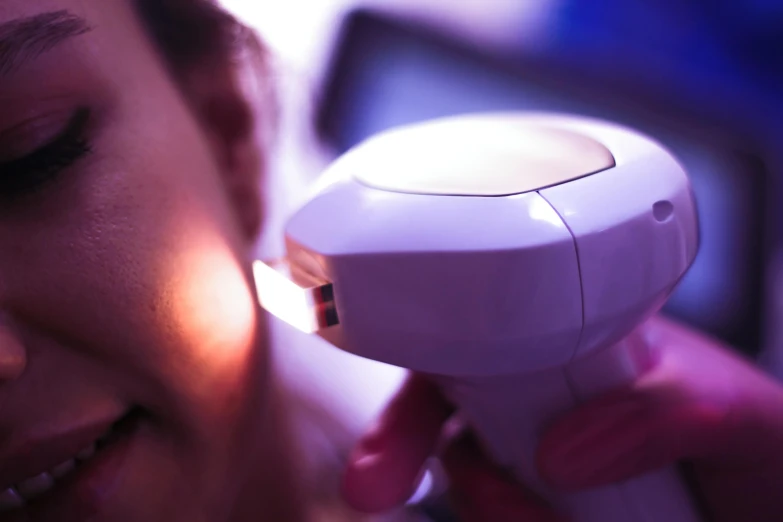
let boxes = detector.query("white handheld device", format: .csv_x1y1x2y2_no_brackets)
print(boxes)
255,113,702,521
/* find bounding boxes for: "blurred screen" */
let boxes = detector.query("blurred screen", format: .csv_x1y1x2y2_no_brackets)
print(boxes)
316,10,771,354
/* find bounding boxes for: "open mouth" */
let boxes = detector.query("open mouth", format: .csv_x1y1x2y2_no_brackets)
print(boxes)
0,408,144,516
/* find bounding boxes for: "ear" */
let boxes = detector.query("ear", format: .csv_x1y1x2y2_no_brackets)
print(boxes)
185,61,266,244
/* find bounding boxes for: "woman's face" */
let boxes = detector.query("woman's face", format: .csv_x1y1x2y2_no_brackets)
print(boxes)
0,1,290,521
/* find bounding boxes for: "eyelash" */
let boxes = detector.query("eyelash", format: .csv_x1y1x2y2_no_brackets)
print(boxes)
0,108,92,198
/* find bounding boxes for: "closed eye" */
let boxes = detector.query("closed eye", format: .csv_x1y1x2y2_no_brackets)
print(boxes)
0,107,92,198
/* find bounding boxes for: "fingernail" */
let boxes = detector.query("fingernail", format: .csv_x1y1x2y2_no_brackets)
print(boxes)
540,399,651,488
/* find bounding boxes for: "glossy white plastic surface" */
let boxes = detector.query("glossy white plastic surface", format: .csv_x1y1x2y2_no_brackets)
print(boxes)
285,176,583,375
348,115,615,196
434,333,701,522
537,115,699,358
274,113,703,521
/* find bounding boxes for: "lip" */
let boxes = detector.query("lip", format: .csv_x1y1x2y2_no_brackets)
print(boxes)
0,416,123,490
0,410,142,522
13,412,142,522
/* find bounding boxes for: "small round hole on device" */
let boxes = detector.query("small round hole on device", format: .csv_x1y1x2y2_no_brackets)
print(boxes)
653,200,674,222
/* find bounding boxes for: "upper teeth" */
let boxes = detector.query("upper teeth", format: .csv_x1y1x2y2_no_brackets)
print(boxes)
0,440,102,512
16,473,54,499
0,489,22,511
76,443,96,461
50,459,75,479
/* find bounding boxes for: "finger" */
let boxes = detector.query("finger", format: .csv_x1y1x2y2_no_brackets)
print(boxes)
537,316,783,490
444,432,565,522
536,385,726,490
341,374,454,513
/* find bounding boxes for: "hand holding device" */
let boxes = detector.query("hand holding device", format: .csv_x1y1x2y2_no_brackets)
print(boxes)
256,113,702,521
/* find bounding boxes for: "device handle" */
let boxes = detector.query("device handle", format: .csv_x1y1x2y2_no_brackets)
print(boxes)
432,332,703,522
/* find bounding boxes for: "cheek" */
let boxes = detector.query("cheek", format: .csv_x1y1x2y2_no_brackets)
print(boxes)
0,118,263,423
162,224,261,394
171,240,258,366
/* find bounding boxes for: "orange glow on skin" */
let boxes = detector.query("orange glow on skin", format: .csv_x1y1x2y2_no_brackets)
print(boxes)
169,238,258,374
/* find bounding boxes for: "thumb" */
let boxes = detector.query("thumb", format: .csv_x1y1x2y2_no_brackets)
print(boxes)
537,317,783,490
341,374,454,513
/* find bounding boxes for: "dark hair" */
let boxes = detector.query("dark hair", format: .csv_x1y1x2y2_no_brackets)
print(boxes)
132,0,275,162
132,0,256,77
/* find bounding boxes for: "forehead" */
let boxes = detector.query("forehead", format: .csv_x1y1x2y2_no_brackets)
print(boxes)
0,0,126,23
0,0,170,107
0,0,146,63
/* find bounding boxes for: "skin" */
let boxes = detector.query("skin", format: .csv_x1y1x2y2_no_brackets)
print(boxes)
0,1,302,521
3,2,783,522
349,316,783,522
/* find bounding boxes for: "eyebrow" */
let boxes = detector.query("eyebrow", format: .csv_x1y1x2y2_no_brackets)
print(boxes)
0,10,92,78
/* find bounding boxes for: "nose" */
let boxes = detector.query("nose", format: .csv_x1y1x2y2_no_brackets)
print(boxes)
0,326,26,382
